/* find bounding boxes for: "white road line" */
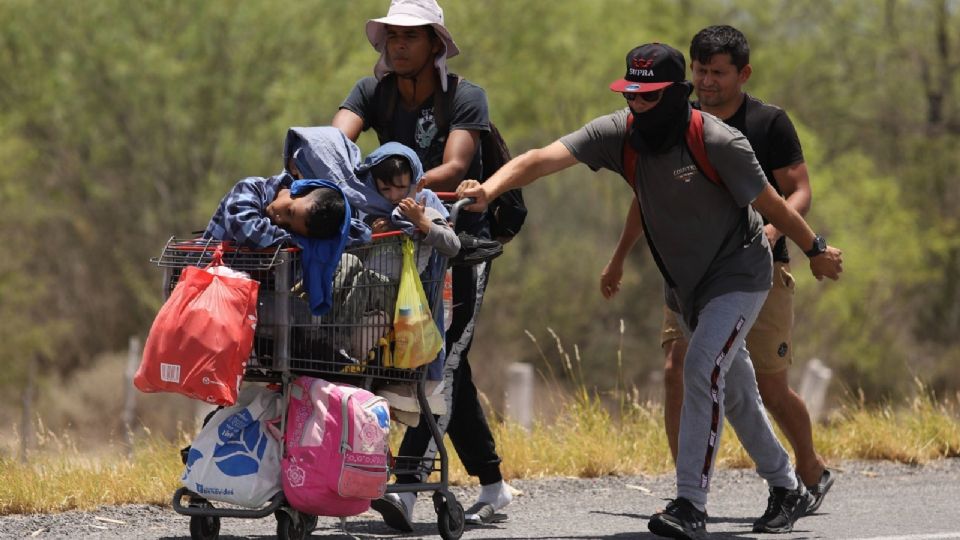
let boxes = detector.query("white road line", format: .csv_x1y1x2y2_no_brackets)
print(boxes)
847,533,960,540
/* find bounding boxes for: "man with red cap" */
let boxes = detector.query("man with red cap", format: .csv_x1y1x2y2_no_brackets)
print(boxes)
603,25,837,523
458,42,843,539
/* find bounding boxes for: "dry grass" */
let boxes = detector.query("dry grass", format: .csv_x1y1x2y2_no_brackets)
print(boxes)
3,390,959,514
1,426,186,514
3,331,959,514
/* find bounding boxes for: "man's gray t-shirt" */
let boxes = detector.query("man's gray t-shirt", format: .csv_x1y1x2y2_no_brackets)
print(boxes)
559,108,772,327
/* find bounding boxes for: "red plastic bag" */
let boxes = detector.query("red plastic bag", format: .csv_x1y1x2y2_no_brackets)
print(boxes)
135,246,259,406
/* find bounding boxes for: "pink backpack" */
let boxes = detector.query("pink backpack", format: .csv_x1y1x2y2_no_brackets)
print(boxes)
280,376,391,517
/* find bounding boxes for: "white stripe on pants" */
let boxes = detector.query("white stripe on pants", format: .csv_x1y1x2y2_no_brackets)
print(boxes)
674,290,797,509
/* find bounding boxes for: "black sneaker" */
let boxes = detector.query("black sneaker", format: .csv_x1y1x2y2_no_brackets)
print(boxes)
752,485,812,533
648,497,708,539
804,468,835,515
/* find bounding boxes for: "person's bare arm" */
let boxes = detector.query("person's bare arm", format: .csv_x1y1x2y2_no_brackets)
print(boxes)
765,162,812,245
751,183,842,281
419,129,481,192
456,140,579,211
601,198,643,299
332,109,364,142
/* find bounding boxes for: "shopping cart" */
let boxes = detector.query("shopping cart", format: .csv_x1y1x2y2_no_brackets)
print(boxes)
158,196,473,540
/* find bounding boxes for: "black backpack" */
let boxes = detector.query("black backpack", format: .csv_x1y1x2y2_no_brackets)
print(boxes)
373,73,527,240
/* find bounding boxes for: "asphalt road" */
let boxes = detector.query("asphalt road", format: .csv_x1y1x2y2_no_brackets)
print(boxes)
4,459,959,539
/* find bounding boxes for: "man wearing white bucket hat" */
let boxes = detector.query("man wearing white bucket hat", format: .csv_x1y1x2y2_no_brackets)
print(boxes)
333,0,513,531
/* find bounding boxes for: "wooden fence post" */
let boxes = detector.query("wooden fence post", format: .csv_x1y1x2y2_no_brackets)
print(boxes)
122,336,141,456
504,362,534,431
799,357,833,422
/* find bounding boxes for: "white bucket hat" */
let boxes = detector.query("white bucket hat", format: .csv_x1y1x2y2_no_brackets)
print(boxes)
365,0,460,91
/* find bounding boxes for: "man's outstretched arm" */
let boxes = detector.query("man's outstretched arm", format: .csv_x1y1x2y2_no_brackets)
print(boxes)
456,140,579,211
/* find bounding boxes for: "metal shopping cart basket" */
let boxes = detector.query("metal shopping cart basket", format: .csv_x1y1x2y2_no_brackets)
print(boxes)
158,197,472,540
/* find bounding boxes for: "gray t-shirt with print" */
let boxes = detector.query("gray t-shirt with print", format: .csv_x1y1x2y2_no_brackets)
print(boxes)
559,108,772,327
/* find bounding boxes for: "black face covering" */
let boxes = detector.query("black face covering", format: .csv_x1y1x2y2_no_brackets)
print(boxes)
629,82,694,154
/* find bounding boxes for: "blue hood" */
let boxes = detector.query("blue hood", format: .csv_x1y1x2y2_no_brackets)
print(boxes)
283,127,362,185
349,142,448,233
282,126,371,248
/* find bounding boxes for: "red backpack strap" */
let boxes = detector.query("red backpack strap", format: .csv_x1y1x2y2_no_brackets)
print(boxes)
685,109,722,186
622,113,638,189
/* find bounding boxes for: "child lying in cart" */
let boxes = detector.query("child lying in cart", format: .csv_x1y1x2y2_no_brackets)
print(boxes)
203,128,377,366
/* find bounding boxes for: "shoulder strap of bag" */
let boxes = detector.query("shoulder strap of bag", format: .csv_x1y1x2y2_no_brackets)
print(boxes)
684,109,722,186
622,114,638,188
433,73,461,136
373,74,399,144
620,114,674,287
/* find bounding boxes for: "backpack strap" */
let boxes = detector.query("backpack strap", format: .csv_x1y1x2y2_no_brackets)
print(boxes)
372,74,399,144
620,113,674,287
684,108,722,186
433,73,461,136
622,113,638,189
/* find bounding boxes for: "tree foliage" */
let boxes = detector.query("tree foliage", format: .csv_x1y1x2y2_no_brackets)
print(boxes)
1,0,958,406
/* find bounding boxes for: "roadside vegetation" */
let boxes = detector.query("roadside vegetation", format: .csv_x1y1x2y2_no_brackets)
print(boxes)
4,345,958,515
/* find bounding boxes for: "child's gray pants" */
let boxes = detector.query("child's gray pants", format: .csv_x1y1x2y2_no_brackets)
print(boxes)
673,290,797,510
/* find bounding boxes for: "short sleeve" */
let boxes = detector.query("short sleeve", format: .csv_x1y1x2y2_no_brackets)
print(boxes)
704,120,769,208
449,80,490,133
559,109,629,177
766,109,804,170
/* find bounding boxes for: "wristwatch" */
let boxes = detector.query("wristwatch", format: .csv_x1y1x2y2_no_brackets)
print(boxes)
804,234,827,258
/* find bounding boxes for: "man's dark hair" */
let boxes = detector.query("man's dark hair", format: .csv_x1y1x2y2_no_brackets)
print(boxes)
690,25,750,71
370,156,413,188
300,187,345,239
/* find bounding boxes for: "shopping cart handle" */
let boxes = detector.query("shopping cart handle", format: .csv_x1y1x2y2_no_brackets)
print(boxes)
448,197,476,226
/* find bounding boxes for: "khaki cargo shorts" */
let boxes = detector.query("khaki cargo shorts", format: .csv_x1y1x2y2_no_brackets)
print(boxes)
660,262,795,374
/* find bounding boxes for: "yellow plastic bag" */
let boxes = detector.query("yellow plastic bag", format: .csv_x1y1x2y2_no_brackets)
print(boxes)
391,237,443,369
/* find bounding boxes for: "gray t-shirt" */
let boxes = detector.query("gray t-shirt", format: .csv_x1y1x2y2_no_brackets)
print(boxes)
560,108,772,327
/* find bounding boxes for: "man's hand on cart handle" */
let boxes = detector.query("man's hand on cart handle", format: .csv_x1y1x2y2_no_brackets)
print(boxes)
457,179,490,212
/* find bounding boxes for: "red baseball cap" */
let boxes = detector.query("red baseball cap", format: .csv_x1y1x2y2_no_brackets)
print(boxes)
609,43,687,93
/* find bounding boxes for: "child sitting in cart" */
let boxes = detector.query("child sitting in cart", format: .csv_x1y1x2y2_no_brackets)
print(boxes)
343,142,460,425
354,142,460,275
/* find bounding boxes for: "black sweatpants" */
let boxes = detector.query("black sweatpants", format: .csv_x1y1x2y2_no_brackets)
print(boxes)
396,261,503,486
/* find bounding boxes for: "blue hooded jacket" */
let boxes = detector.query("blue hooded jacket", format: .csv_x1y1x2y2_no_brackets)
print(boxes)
283,126,362,185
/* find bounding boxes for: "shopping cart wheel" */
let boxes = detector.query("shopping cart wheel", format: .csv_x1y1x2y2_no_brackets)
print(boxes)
433,492,465,540
275,508,308,540
188,515,220,540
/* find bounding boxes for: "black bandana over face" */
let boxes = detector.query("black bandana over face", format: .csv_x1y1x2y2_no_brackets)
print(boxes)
629,82,694,154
